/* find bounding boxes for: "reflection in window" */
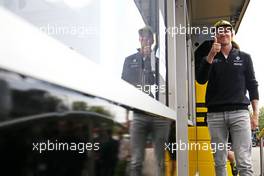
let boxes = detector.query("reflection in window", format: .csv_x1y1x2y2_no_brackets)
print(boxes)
120,0,168,104
0,116,129,176
0,0,168,105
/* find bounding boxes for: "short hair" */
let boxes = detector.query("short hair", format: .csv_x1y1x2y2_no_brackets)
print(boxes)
138,26,153,39
214,20,233,30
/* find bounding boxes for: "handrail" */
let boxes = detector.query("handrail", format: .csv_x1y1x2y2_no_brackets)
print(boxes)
258,128,264,176
258,128,264,139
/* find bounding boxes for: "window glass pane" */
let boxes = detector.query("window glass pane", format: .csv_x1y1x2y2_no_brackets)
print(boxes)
0,0,167,105
0,69,173,176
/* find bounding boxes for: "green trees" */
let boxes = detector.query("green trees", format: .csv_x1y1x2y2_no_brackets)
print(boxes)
259,106,264,131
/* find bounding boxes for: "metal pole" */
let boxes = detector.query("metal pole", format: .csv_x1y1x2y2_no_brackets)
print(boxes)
260,137,264,176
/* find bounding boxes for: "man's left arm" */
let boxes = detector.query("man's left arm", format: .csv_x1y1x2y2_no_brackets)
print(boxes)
245,55,259,129
251,99,259,130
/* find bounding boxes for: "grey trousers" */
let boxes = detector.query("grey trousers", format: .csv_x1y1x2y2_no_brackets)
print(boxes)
207,110,253,176
130,112,171,176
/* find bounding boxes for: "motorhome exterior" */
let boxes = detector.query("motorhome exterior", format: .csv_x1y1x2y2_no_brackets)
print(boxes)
0,0,257,175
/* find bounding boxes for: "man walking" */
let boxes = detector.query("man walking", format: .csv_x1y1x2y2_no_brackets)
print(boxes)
197,20,259,176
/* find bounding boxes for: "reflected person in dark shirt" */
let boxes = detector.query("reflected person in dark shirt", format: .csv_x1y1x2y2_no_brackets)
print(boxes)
122,26,170,176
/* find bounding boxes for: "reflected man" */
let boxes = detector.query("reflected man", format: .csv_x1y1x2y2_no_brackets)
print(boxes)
122,26,171,176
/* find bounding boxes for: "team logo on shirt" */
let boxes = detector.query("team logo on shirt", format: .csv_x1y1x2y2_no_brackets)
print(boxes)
233,56,243,66
129,58,140,68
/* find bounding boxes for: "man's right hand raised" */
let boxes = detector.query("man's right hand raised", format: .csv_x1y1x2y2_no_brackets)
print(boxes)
207,37,221,64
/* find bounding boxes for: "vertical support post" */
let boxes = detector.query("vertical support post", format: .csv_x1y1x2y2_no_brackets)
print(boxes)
175,0,189,175
166,2,178,174
260,137,264,176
